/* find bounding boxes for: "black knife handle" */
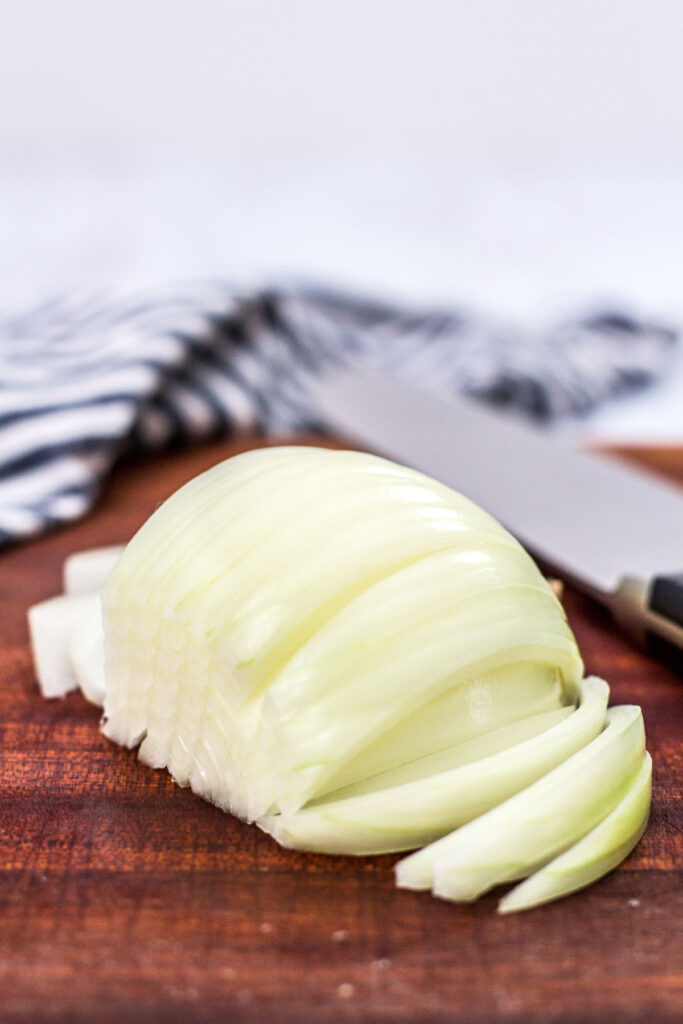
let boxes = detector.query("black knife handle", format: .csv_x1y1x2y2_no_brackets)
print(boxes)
649,574,683,629
609,574,683,671
647,574,683,671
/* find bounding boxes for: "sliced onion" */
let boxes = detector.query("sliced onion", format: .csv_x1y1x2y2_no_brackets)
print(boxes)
311,706,575,800
320,662,568,798
498,751,652,913
27,446,650,912
396,703,645,898
101,447,582,824
261,676,607,856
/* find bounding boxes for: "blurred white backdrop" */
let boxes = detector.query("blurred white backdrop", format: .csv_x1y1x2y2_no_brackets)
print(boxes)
2,0,683,437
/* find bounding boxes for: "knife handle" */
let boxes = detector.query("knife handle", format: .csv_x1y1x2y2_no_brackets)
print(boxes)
608,574,683,668
650,575,683,628
648,575,683,668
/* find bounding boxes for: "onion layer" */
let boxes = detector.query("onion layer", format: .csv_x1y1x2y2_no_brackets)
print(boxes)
261,676,607,855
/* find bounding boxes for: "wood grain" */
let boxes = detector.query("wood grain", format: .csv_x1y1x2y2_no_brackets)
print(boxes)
1,437,682,1024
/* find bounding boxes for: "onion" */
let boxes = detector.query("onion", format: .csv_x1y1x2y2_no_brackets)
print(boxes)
498,751,652,913
67,598,107,706
27,445,650,911
64,545,125,595
28,593,100,698
28,546,119,702
261,676,607,855
396,704,646,898
100,447,582,822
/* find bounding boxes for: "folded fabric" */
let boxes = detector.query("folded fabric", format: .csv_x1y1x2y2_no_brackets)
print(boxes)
0,282,676,546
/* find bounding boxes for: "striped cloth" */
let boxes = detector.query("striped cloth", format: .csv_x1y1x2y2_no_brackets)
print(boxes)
0,283,677,545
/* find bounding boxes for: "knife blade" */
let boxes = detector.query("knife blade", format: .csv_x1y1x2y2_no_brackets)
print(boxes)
313,370,683,658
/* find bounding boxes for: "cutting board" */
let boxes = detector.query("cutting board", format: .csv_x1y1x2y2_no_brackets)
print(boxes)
1,437,681,1024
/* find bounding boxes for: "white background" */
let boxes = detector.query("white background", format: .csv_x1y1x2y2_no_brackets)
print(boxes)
2,0,683,439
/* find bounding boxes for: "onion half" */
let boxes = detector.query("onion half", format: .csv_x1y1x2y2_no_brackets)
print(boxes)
27,445,650,911
100,447,582,823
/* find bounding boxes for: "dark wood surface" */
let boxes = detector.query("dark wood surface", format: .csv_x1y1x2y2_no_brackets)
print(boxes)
1,437,682,1024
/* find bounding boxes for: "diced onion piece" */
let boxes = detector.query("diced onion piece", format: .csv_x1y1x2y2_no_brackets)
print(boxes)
396,703,645,898
67,597,107,706
260,676,607,855
101,447,583,823
498,751,652,913
28,593,101,698
63,545,125,594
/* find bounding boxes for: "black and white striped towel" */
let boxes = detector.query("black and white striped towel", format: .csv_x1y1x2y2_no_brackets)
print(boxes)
0,282,677,546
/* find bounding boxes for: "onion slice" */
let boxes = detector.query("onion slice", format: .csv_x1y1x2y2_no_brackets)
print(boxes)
315,660,568,798
261,676,608,855
396,703,645,897
498,751,652,913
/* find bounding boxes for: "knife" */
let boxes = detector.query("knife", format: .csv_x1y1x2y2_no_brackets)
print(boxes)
313,370,683,660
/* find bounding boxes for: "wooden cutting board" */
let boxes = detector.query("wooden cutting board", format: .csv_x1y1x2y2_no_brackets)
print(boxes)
1,437,681,1024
